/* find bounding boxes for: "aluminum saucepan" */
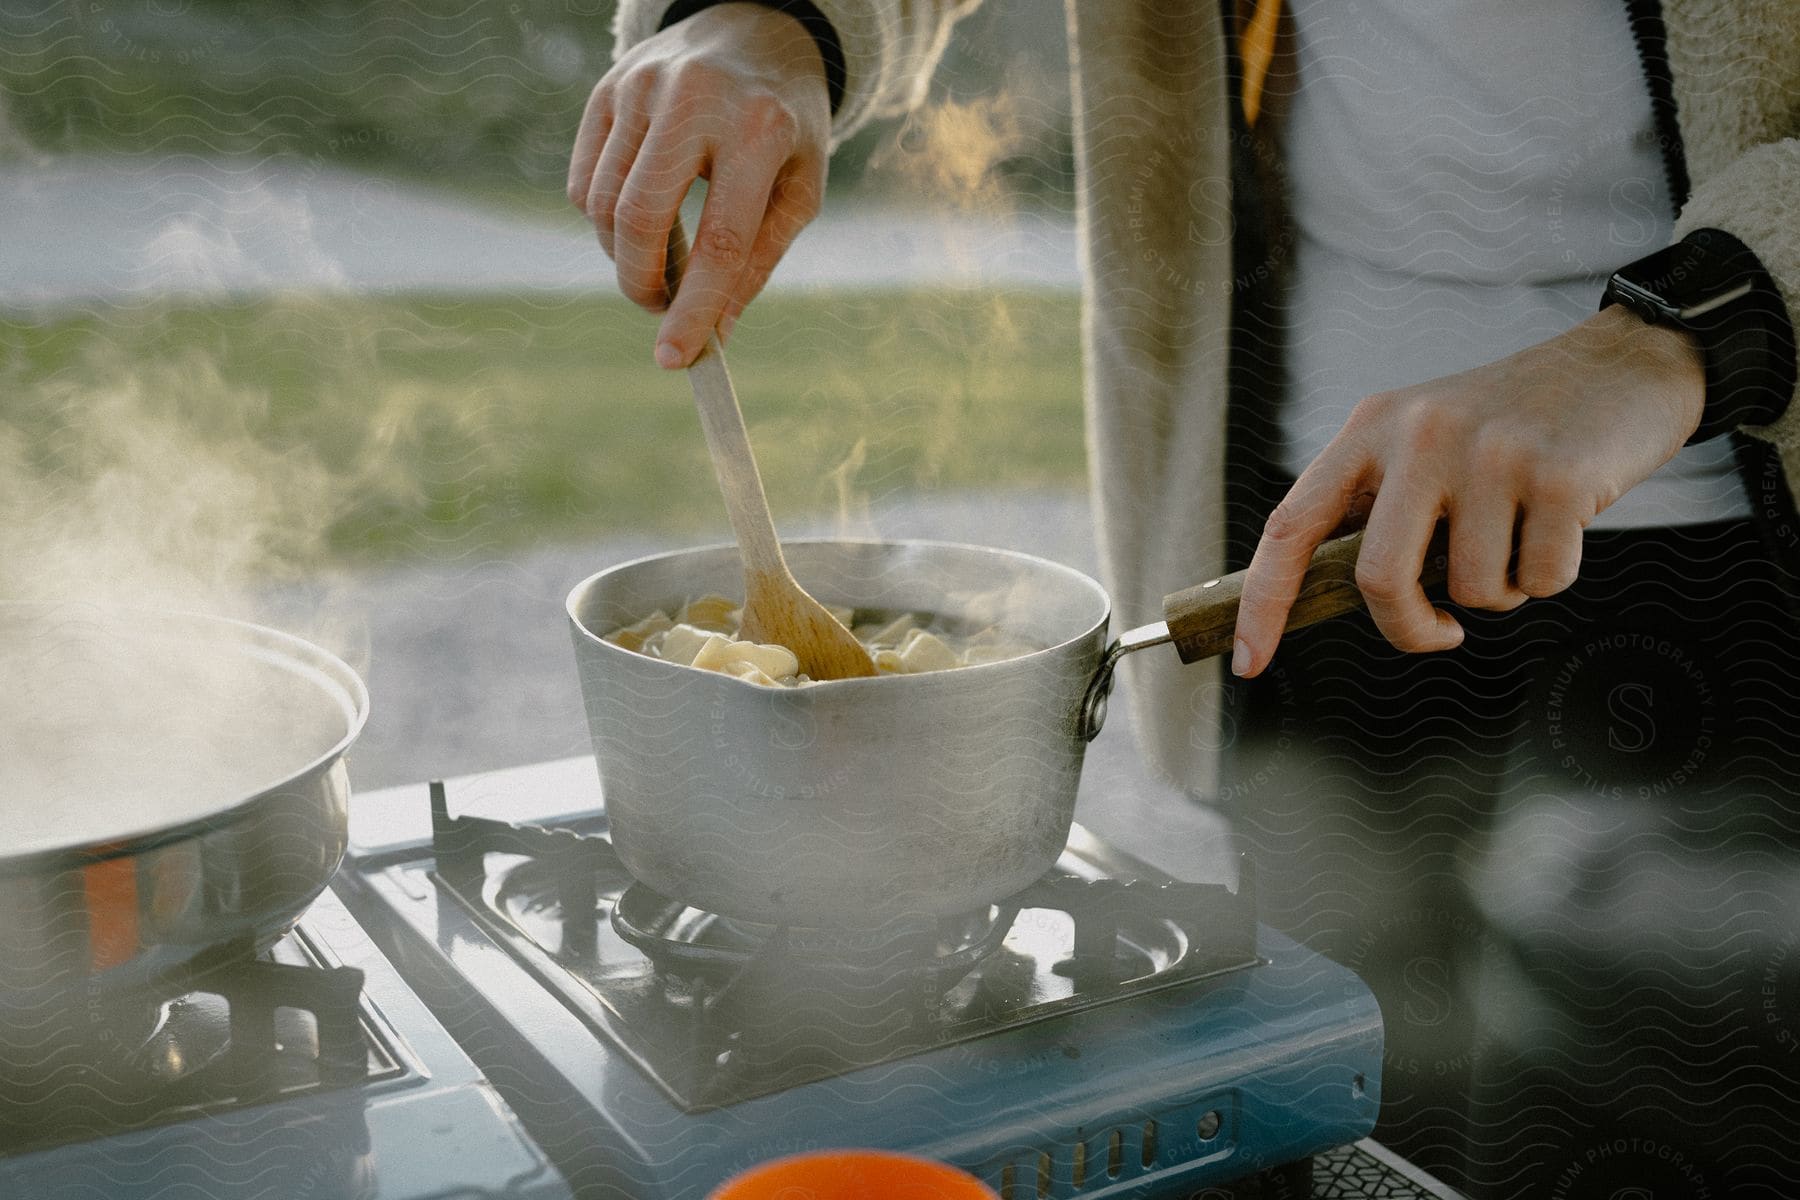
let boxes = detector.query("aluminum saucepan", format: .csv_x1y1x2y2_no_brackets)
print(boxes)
567,534,1400,929
0,606,369,1017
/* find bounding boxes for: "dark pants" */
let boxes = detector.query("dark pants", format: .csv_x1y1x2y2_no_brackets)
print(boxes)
1222,517,1800,1199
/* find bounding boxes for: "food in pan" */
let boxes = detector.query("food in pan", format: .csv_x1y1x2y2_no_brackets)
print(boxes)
606,594,1034,686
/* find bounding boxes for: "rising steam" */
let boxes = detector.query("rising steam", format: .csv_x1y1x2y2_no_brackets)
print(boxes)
814,81,1058,532
0,359,340,614
871,92,1031,215
1,197,376,853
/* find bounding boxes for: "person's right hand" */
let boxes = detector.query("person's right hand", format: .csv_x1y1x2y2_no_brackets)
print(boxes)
567,3,831,368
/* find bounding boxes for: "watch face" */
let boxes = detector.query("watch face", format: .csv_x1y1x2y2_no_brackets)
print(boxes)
1617,241,1712,297
1612,240,1746,322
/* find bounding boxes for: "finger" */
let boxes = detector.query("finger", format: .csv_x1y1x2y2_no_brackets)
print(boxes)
612,126,707,313
588,104,651,260
1515,504,1584,598
1355,470,1461,653
568,82,613,210
655,146,786,367
1234,442,1372,678
1446,487,1527,611
718,159,824,341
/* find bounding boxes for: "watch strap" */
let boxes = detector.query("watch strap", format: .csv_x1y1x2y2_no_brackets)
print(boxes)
1602,228,1797,446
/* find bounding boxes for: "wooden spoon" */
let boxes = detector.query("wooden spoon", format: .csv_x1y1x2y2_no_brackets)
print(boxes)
662,219,877,680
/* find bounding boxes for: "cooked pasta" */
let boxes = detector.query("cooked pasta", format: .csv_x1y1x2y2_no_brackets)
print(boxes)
605,594,1033,686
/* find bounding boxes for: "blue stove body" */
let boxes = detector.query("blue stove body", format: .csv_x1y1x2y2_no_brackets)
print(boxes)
335,757,1384,1200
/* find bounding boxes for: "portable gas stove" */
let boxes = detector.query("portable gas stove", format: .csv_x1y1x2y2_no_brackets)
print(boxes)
1,755,1465,1199
330,756,1455,1200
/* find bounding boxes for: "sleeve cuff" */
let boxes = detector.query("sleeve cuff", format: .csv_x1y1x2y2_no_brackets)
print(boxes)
1682,228,1797,444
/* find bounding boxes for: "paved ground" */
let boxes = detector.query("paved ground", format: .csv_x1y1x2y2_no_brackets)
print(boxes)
0,155,1079,307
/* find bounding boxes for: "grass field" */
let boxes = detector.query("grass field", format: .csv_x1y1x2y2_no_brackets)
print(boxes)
1,289,1085,567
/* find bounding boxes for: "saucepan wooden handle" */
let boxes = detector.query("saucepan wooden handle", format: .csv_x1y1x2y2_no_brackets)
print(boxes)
1161,528,1451,664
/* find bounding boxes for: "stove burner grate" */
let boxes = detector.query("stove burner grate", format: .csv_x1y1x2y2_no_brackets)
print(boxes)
0,931,395,1159
427,782,1263,1112
609,880,1018,984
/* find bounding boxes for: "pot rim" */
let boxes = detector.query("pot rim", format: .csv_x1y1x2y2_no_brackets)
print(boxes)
0,605,369,875
566,536,1115,694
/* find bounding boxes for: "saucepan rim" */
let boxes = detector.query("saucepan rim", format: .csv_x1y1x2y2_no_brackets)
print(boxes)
0,603,369,875
566,536,1115,693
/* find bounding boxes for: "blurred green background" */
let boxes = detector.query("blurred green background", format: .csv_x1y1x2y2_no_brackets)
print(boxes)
0,290,1083,562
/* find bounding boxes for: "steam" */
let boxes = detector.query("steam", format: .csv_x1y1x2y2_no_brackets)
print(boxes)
871,92,1032,215
812,84,1054,537
827,436,874,539
2,172,409,630
0,197,378,854
138,183,349,296
0,363,340,614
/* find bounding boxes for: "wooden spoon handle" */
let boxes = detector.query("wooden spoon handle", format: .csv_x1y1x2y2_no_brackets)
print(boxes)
665,219,787,579
1161,527,1451,664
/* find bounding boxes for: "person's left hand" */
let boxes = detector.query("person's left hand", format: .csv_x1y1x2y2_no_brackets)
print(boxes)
1231,305,1706,677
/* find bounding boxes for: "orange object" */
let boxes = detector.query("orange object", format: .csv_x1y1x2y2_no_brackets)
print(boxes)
1239,0,1281,126
710,1151,998,1200
81,848,139,972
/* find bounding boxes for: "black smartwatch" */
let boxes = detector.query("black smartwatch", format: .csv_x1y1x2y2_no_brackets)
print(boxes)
1600,228,1797,445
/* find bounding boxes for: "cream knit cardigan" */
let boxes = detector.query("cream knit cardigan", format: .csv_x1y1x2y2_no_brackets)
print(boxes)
614,0,1800,796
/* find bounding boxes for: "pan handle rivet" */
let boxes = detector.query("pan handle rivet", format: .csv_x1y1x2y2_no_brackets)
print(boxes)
1083,688,1110,741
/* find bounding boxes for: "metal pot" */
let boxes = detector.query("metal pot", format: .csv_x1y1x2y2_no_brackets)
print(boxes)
567,534,1387,929
0,607,369,1016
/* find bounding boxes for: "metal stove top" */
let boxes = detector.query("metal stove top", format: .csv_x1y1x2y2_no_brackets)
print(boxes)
426,778,1265,1111
0,887,572,1200
334,757,1391,1200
